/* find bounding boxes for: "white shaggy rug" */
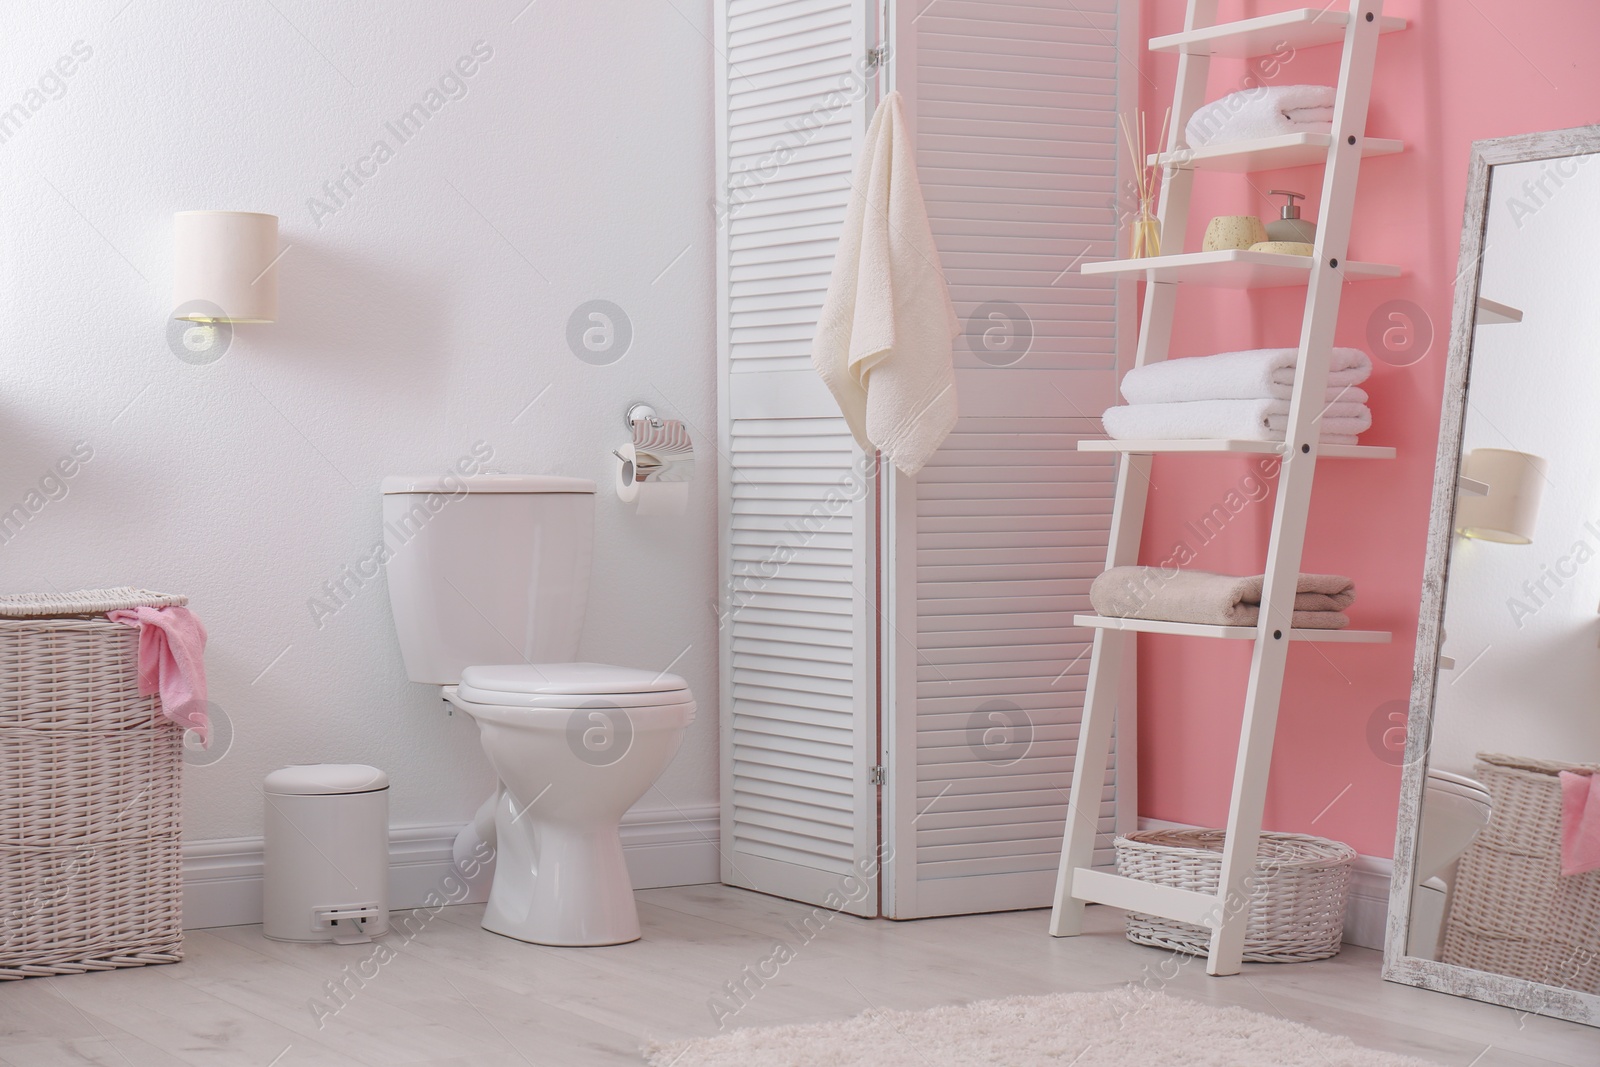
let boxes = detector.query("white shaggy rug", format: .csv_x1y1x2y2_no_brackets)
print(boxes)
644,989,1445,1066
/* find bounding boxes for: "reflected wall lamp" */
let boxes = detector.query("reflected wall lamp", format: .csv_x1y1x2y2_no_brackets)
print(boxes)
1455,448,1547,544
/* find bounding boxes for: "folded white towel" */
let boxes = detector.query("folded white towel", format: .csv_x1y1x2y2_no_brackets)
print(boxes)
1102,398,1370,444
1265,407,1371,436
812,91,959,476
1185,85,1337,149
1120,347,1372,405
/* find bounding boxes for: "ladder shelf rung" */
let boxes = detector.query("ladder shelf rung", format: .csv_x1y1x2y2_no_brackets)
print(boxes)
1079,439,1395,460
1081,250,1401,289
1071,868,1219,928
1075,615,1392,644
1150,133,1404,174
1149,8,1408,57
1476,297,1523,325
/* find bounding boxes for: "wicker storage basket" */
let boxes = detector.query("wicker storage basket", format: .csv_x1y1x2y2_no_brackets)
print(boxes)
1439,753,1600,994
0,588,188,980
1114,828,1355,963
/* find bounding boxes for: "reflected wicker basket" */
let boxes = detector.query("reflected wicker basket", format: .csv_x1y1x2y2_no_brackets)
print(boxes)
1440,753,1600,994
0,589,188,980
1114,828,1355,963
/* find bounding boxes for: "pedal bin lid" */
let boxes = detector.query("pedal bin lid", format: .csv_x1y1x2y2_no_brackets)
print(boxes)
264,764,389,795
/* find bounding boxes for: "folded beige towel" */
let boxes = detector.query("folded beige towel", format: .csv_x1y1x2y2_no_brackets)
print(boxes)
1090,567,1355,629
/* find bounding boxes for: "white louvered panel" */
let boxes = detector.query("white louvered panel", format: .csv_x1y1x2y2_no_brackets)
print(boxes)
879,0,1127,918
725,0,861,375
717,0,877,915
913,0,1122,380
724,413,872,893
910,419,1118,889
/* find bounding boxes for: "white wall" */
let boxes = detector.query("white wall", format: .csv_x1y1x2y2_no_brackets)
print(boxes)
1432,152,1600,774
0,1,717,842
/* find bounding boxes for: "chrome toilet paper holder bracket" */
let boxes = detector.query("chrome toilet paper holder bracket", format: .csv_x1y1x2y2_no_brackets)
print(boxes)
623,402,663,431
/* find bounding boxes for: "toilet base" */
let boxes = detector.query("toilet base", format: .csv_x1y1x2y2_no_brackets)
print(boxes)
481,793,643,947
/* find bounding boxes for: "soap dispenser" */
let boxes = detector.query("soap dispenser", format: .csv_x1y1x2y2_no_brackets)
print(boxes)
1266,190,1317,244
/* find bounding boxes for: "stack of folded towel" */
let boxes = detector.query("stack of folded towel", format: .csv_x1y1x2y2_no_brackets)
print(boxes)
1090,567,1356,630
1101,347,1373,444
1186,85,1336,150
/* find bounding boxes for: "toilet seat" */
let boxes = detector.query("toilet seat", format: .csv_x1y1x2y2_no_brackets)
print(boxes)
457,662,690,709
1426,769,1492,806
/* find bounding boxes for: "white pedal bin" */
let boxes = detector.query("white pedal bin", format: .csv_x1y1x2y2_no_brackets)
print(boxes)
262,764,390,943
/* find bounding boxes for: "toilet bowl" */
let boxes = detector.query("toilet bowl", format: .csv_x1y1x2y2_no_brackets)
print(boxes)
1409,769,1493,958
381,473,696,948
1416,769,1493,885
446,663,694,946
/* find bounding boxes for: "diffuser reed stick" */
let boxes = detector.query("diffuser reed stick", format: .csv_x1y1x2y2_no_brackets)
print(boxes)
1120,107,1170,258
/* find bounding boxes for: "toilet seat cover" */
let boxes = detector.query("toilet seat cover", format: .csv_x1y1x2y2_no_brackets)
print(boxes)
457,662,690,708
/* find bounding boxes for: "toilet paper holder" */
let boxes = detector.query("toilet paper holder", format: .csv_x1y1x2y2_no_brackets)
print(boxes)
614,402,693,485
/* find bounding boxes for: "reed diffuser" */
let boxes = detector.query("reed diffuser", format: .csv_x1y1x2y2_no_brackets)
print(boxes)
1120,108,1170,259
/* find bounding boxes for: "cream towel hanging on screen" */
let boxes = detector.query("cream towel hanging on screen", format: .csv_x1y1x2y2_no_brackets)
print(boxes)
812,91,958,476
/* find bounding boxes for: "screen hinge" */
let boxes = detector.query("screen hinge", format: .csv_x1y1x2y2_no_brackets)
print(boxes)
869,765,886,786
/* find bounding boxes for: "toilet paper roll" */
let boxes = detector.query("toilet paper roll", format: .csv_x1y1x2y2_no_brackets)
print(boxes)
615,444,689,516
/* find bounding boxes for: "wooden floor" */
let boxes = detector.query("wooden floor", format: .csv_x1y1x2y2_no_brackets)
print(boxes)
2,885,1594,1065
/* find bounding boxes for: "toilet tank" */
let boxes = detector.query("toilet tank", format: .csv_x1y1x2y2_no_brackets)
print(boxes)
381,474,596,685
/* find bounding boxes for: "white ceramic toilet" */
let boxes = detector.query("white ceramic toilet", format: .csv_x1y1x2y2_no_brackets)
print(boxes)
381,473,695,946
1408,768,1493,959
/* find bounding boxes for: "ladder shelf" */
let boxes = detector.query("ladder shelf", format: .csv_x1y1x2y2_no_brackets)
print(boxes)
1075,615,1391,644
1079,439,1395,460
1082,249,1400,288
1049,0,1405,977
1149,7,1407,56
1152,132,1404,173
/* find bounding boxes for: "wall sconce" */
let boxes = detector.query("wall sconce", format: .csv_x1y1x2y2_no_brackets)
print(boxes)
1455,448,1547,544
172,210,279,326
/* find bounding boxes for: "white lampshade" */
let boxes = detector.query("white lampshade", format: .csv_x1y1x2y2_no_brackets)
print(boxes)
172,211,278,323
1456,448,1547,544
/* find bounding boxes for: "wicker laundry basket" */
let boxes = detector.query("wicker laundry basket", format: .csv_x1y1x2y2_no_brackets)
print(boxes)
1114,828,1356,963
0,588,189,980
1439,753,1600,994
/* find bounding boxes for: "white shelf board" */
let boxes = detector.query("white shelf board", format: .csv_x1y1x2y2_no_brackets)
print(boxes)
1438,655,1457,670
1081,249,1400,288
1151,133,1404,173
1457,475,1490,497
1476,297,1524,325
1075,615,1391,644
1079,439,1395,460
1149,8,1408,57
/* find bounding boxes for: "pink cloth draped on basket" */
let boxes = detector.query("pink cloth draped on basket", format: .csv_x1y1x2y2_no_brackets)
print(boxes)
107,605,209,744
1560,770,1600,876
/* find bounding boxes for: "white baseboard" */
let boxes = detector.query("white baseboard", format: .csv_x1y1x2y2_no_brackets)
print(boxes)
1343,853,1393,952
1138,818,1391,951
183,803,720,931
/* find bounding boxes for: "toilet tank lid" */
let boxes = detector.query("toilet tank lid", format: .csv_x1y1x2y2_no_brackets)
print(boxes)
382,474,596,495
265,764,389,795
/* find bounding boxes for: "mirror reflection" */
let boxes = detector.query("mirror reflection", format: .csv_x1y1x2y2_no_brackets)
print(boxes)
1408,151,1600,994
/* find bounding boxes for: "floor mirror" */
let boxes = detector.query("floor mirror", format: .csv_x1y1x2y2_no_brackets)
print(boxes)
1384,124,1600,1026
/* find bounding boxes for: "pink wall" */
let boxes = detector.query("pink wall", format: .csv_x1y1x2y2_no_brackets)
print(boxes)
1134,0,1600,857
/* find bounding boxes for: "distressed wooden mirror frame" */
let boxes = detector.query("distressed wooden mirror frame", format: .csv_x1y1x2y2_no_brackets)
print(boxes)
1382,123,1600,1027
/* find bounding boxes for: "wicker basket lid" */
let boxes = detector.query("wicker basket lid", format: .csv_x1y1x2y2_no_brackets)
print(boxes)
1477,751,1600,777
0,588,188,618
